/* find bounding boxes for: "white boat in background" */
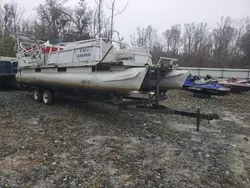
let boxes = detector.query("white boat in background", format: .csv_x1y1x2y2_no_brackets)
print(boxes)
156,57,189,90
115,48,189,92
160,69,189,90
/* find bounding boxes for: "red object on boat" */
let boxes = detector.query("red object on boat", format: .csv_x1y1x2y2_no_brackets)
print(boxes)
40,46,64,53
24,45,64,54
231,77,238,83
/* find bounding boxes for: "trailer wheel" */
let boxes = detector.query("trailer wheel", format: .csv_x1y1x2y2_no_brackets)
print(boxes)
43,90,54,105
33,89,43,101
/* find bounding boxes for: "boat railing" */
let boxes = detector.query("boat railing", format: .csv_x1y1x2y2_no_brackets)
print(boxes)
15,41,49,65
45,38,133,65
156,57,179,68
48,40,105,65
18,43,46,56
15,36,154,66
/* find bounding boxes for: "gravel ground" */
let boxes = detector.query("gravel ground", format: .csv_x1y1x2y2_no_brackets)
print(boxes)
0,90,249,188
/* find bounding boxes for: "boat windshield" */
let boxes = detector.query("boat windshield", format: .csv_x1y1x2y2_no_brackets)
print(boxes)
157,57,178,68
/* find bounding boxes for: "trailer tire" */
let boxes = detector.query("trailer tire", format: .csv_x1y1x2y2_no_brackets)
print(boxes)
43,90,54,105
33,89,43,101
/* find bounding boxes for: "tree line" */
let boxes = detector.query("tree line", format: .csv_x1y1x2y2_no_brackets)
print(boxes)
0,0,249,68
133,18,250,68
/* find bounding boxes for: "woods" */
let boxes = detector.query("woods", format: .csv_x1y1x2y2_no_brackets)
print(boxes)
0,0,249,68
133,18,250,68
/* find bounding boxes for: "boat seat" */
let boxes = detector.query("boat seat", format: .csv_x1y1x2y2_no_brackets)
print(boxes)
194,78,214,85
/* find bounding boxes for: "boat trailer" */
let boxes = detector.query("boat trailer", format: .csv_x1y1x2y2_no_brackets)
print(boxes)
72,92,219,132
115,65,219,132
60,64,219,132
114,95,219,132
119,104,219,132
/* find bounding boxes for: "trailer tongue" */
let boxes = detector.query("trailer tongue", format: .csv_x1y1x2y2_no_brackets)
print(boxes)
119,105,219,132
63,92,219,132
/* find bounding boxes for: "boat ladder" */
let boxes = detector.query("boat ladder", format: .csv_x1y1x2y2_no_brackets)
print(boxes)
147,65,161,107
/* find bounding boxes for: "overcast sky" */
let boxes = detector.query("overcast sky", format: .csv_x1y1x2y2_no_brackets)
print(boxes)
1,0,250,42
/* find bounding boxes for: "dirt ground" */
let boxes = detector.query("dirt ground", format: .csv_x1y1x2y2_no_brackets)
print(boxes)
0,90,249,188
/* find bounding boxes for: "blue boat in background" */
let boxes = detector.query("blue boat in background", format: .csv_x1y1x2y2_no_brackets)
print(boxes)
183,74,230,98
0,56,19,89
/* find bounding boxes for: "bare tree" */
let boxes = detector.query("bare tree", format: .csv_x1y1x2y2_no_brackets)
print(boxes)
163,25,182,56
35,0,69,39
145,25,157,50
20,19,34,35
106,0,128,39
89,0,111,38
212,17,236,60
57,0,92,41
183,23,195,55
0,2,24,56
134,25,158,50
2,3,23,39
171,25,182,55
135,26,147,46
228,18,248,60
192,23,209,66
240,24,250,66
95,0,103,37
163,30,171,53
193,23,208,55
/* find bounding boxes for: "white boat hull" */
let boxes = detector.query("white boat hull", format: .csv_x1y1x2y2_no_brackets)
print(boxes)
16,66,148,94
160,70,189,90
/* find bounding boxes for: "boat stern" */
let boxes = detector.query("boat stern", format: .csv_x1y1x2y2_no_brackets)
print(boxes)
160,70,189,90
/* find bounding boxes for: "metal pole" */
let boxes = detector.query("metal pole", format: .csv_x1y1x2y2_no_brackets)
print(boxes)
98,0,102,38
110,1,114,40
196,108,201,132
148,66,152,107
156,66,160,106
